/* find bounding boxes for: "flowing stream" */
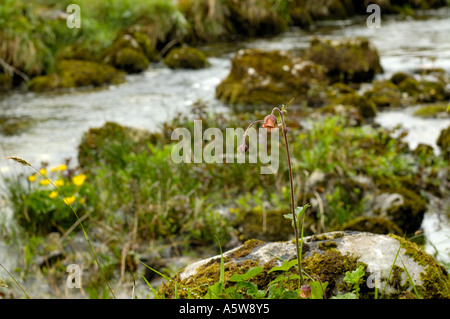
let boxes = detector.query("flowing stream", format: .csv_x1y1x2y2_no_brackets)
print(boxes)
1,8,449,296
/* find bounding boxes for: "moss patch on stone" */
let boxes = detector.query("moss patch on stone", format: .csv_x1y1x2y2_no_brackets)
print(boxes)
27,59,125,92
305,37,383,84
390,234,450,299
437,126,450,160
164,47,210,69
216,48,328,106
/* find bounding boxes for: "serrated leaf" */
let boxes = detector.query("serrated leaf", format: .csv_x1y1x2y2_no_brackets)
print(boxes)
343,265,365,286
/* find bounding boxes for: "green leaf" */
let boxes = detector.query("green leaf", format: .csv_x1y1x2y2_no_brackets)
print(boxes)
268,259,298,274
343,265,365,286
309,280,328,299
228,266,264,282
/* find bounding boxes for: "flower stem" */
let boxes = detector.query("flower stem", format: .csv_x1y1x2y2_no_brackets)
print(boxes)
272,107,305,286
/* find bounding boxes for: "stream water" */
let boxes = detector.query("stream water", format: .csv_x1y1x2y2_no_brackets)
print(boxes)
0,7,449,296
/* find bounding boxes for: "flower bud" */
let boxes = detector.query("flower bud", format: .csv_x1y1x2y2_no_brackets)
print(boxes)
300,284,312,298
237,143,249,153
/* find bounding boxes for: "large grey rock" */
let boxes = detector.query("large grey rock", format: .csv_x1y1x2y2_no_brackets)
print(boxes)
173,231,449,299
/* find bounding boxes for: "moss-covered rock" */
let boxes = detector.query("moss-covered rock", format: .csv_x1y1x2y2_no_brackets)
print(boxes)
158,231,450,299
413,103,449,118
27,59,125,92
363,80,403,108
305,37,383,83
374,188,428,234
102,27,158,73
216,49,328,106
390,234,450,299
437,126,450,160
164,47,209,69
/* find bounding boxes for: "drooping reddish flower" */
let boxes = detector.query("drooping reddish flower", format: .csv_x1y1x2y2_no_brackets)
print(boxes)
262,114,278,131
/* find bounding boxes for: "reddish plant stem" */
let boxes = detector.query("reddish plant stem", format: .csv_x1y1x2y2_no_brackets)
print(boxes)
272,107,305,286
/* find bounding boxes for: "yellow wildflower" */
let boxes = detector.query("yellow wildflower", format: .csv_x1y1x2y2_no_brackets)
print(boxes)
39,168,47,176
40,179,50,186
72,174,86,186
51,164,67,172
63,196,76,205
28,175,37,182
49,191,58,199
54,179,64,187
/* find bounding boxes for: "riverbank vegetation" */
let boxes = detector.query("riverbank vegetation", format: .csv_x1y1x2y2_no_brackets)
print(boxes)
1,0,450,92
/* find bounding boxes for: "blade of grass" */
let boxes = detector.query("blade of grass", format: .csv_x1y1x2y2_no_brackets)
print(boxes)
0,263,30,299
139,260,201,299
381,241,403,298
400,256,421,299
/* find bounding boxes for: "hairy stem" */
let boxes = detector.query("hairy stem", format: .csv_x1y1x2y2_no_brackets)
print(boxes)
272,107,305,286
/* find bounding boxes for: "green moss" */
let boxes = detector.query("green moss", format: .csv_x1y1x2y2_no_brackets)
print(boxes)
27,74,59,92
229,239,266,260
164,47,210,69
437,126,450,160
305,37,383,84
413,104,448,118
380,187,428,234
389,234,450,299
302,249,365,298
318,241,338,251
310,232,344,241
102,29,158,73
412,143,435,158
339,216,403,236
390,72,413,85
56,45,99,62
216,49,328,106
363,80,402,108
110,47,150,73
57,59,125,88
